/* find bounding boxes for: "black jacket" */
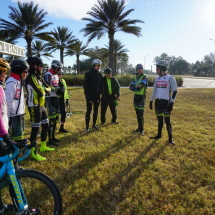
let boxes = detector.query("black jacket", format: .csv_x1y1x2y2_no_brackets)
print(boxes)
102,76,120,98
84,69,103,100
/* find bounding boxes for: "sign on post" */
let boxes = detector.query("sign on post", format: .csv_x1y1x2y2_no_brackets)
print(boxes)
0,40,26,57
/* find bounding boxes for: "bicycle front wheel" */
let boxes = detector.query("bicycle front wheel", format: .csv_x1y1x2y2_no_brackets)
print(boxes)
0,169,62,215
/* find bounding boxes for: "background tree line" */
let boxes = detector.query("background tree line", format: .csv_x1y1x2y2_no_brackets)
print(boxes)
154,52,215,77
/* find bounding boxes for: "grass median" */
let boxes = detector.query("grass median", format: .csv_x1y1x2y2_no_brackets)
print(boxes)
22,88,215,214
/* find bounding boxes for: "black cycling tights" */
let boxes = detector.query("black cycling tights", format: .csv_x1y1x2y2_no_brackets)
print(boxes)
157,116,172,141
30,123,49,143
85,98,100,128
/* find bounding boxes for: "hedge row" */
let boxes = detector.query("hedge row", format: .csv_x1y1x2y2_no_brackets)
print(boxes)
63,74,183,87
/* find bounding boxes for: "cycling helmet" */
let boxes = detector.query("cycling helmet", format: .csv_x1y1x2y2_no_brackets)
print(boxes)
51,60,63,69
27,56,43,66
135,64,143,70
11,59,29,75
0,58,10,73
155,60,168,68
104,67,112,74
92,59,102,65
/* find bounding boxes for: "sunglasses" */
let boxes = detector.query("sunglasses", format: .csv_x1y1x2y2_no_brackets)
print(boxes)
38,64,43,68
95,64,101,66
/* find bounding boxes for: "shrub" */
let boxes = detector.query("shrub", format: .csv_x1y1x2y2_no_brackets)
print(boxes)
115,74,133,86
62,74,183,87
175,76,183,86
63,75,84,86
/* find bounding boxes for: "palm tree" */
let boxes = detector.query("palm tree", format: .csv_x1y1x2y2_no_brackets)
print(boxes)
46,26,77,65
80,0,144,74
101,39,129,74
31,40,53,60
0,1,53,57
65,40,91,74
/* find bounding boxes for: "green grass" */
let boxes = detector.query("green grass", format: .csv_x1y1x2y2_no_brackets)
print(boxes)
21,88,215,214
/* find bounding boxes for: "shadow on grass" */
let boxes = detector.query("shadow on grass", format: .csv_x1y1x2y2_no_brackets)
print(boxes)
54,133,139,189
71,140,169,215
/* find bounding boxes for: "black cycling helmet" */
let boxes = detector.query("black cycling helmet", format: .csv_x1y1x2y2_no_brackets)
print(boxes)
10,59,29,75
26,56,43,66
104,67,112,74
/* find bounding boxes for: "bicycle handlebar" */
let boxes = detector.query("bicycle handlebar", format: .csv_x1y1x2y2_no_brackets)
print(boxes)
0,146,20,163
0,140,37,163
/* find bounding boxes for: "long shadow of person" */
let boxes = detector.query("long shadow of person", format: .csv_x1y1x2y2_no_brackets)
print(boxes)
70,140,169,215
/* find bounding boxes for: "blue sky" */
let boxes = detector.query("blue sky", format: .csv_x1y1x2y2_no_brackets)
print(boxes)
1,0,215,72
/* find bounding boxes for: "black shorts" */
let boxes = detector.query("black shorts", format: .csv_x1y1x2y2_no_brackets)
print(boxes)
28,106,49,127
155,99,171,116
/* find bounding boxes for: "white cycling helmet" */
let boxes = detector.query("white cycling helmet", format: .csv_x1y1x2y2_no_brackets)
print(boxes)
92,59,102,65
155,60,168,68
51,60,63,69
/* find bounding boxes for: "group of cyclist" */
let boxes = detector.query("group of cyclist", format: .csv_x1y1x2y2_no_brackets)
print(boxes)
0,57,69,164
84,59,177,145
0,56,177,214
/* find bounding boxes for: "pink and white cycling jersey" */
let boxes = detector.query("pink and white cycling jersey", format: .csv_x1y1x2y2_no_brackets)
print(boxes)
150,73,177,102
0,85,8,138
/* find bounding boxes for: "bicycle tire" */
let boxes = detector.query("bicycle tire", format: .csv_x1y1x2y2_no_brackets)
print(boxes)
0,169,62,215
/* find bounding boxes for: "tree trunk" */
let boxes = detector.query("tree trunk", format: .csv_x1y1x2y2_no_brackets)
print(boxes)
0,54,3,58
114,53,117,75
60,49,64,65
77,53,80,74
109,33,114,75
27,40,32,57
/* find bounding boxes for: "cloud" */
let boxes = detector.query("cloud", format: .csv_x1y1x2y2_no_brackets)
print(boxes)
205,0,215,24
12,0,131,21
145,2,154,6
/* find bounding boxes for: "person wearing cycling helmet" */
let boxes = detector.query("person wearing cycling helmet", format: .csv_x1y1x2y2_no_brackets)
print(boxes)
44,60,65,145
0,58,19,155
0,58,14,157
84,59,103,131
101,68,120,125
5,59,29,143
129,64,148,136
57,70,69,133
149,60,177,145
25,56,54,162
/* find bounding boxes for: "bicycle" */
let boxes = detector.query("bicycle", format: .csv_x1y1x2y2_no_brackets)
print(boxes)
0,140,62,215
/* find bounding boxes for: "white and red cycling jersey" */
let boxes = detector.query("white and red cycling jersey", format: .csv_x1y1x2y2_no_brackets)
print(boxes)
44,68,59,97
5,73,25,117
150,73,177,102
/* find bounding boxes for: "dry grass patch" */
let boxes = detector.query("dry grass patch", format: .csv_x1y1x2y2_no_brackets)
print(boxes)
22,88,215,214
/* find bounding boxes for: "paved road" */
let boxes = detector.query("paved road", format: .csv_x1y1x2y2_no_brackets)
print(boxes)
70,78,215,88
182,78,215,88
